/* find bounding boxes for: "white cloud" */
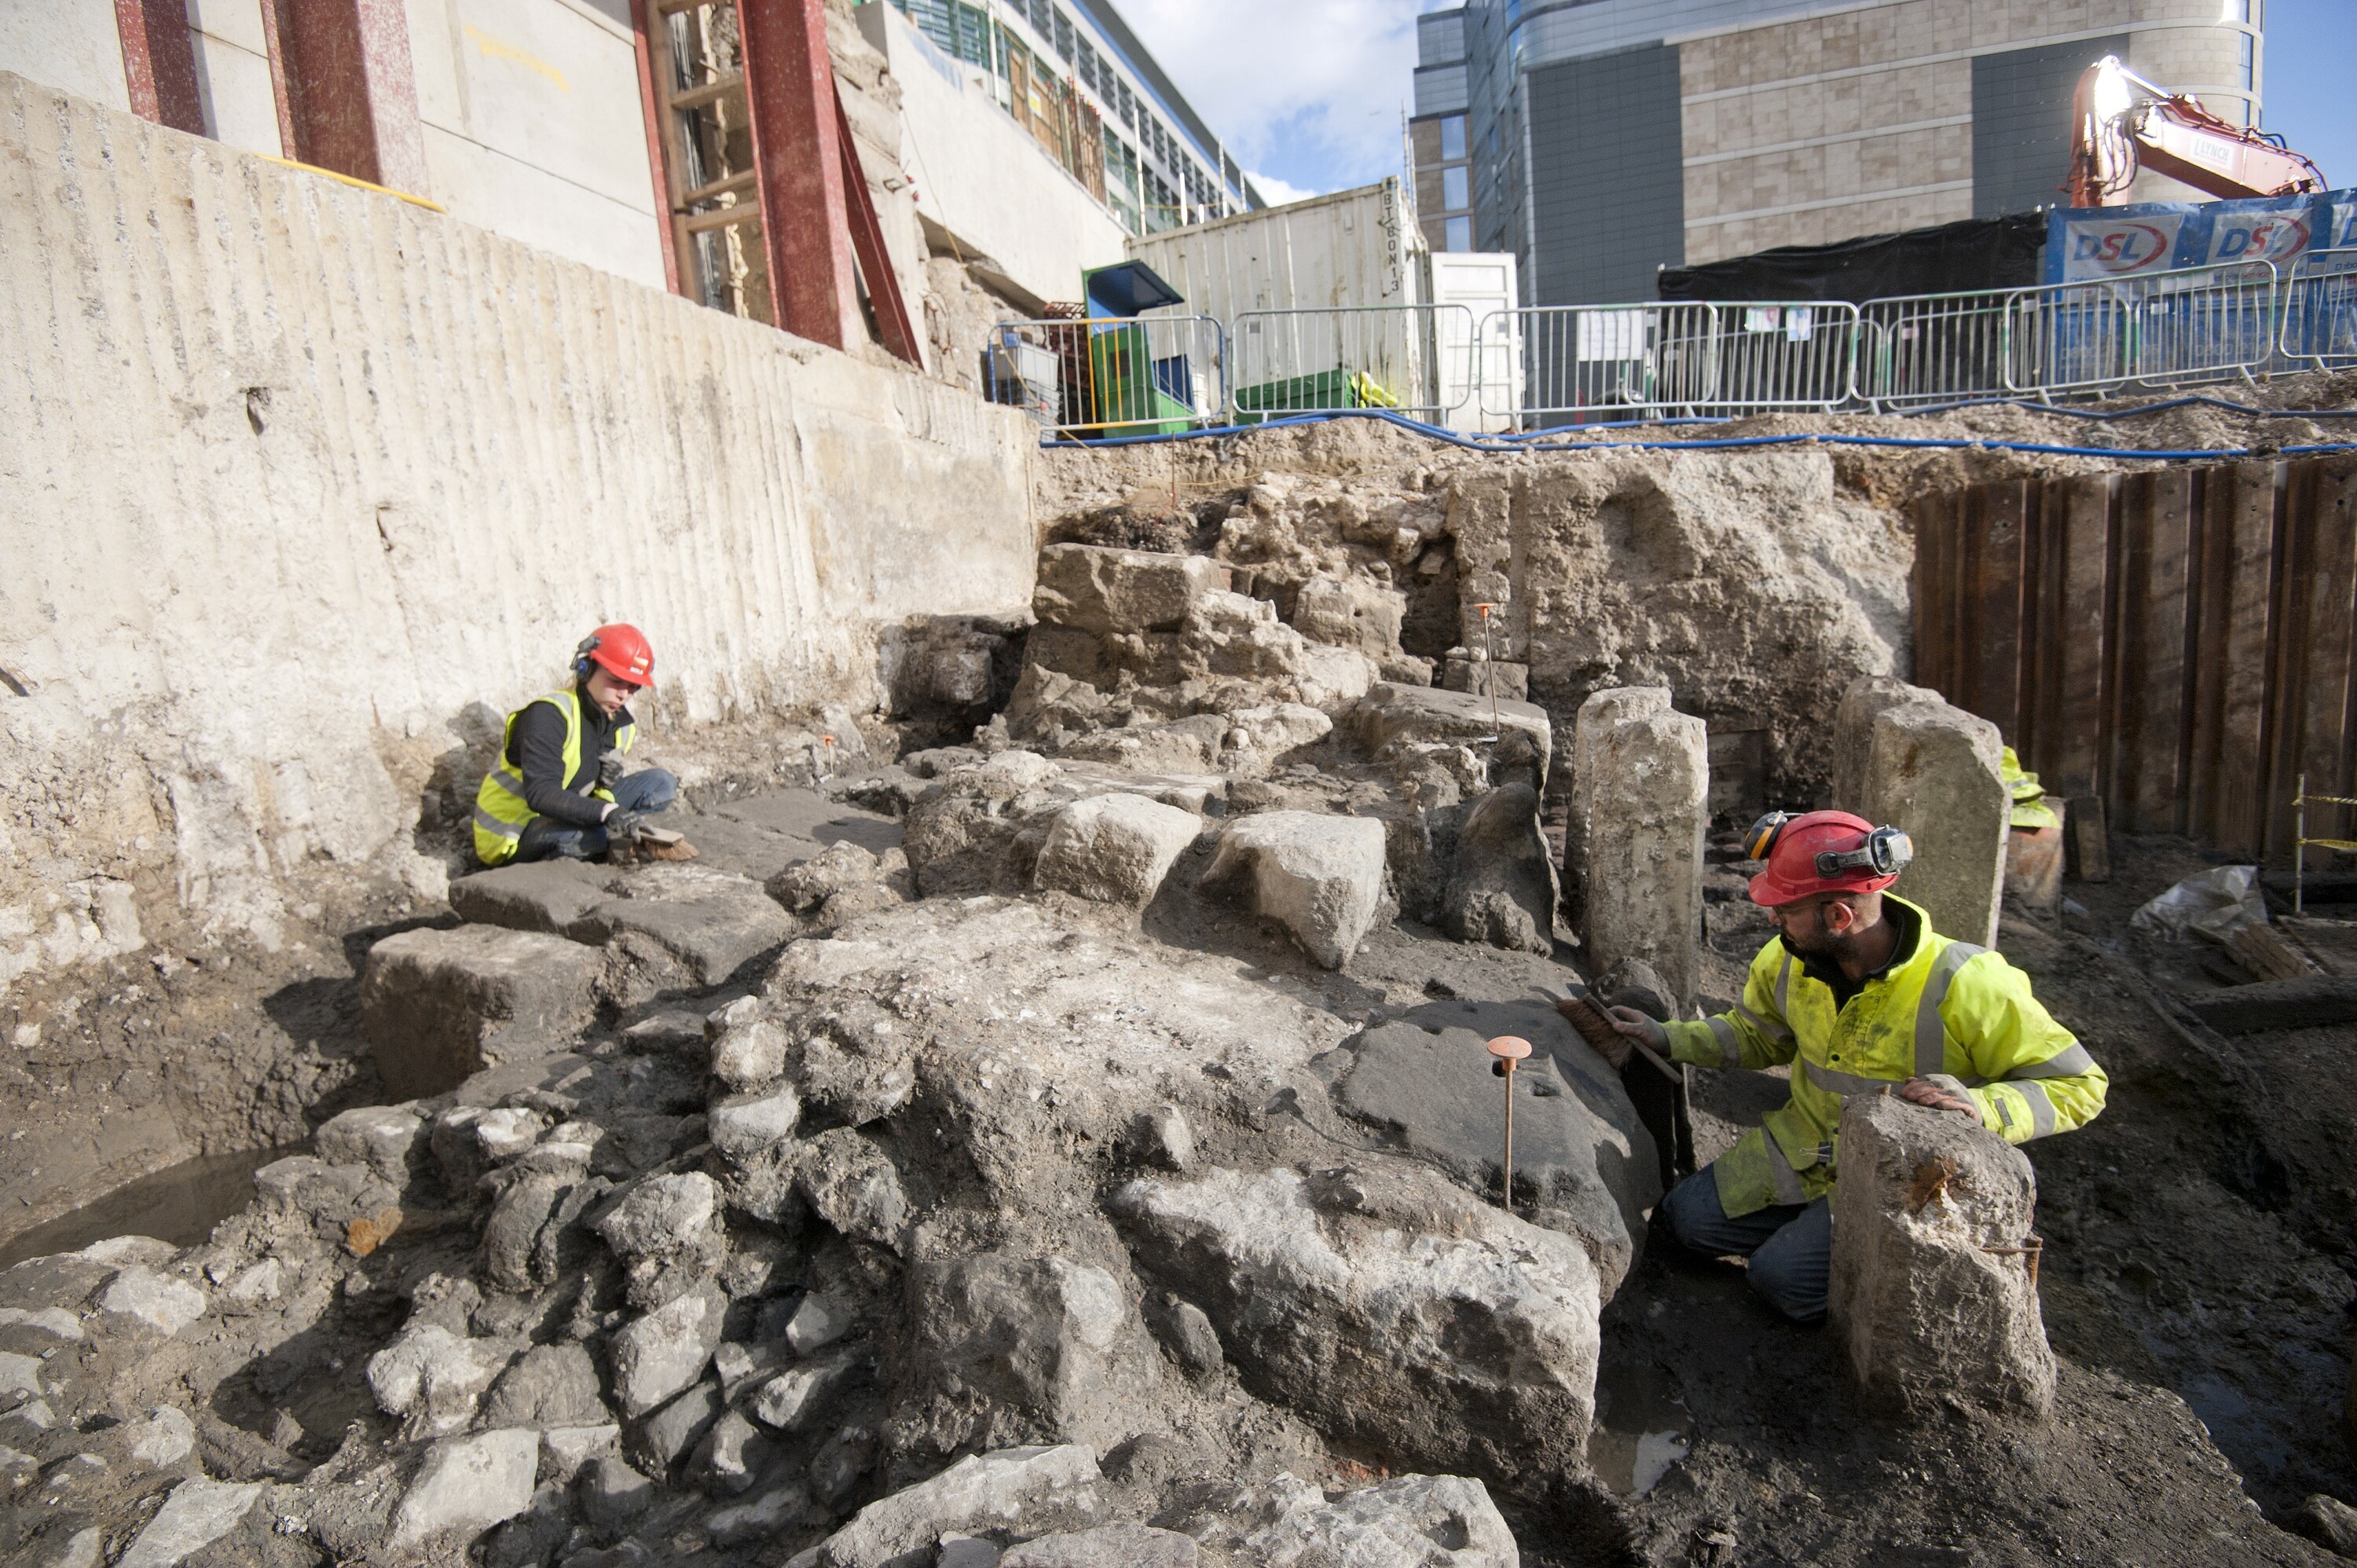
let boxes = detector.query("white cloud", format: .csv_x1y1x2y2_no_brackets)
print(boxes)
1109,0,1424,196
1246,171,1323,207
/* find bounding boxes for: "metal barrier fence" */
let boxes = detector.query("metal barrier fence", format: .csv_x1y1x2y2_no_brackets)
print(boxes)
2014,260,2278,396
1478,301,1857,423
2282,248,2357,370
983,313,1226,438
1229,304,1474,423
1857,290,2030,408
1479,304,1717,423
991,258,2329,437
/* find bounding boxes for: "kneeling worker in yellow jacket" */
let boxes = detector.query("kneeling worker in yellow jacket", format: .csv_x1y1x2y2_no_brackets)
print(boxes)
1570,809,2106,1322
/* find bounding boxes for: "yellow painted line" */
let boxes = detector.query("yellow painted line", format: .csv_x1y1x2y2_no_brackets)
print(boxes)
466,24,571,92
256,156,445,212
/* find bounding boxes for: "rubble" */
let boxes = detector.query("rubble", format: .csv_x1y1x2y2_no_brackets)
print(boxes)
1032,793,1201,906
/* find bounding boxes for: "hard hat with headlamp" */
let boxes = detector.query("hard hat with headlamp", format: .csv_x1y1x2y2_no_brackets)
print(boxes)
1743,809,1914,907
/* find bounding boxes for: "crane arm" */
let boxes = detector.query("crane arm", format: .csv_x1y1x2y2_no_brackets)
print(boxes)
2066,56,2327,209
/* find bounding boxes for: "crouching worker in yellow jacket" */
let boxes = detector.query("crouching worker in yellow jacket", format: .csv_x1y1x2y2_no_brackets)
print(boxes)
1568,809,2107,1323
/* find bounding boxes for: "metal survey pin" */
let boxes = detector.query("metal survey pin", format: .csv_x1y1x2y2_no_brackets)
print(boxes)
1487,1035,1532,1214
820,734,836,777
1472,602,1502,743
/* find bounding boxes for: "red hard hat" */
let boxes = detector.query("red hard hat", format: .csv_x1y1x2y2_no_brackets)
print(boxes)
1747,809,1908,907
578,624,654,687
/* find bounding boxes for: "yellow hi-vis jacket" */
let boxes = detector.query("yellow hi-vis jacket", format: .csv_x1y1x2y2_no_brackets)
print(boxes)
471,688,636,867
1662,896,2107,1217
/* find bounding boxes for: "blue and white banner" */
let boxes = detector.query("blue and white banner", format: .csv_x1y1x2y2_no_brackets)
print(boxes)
2047,189,2357,283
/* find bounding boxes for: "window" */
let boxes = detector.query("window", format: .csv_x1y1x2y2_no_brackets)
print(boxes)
1118,79,1135,130
1440,115,1466,160
1442,166,1468,209
1446,215,1472,251
2238,31,2253,90
1028,0,1052,37
1053,9,1073,61
1077,35,1097,88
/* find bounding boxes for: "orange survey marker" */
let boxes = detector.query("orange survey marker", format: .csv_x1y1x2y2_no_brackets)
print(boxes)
1487,1035,1532,1215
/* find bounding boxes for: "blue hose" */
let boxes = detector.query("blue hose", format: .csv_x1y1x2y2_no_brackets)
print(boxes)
1041,406,2357,460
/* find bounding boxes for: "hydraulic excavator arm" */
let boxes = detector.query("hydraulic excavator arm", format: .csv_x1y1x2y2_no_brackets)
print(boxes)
2066,54,2327,208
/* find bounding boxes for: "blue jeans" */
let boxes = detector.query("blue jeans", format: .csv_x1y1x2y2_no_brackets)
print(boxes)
514,768,677,863
1660,1167,1831,1323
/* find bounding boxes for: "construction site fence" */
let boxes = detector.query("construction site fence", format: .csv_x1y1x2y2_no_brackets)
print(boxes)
983,258,2339,437
2281,248,2357,370
1228,303,1475,424
983,314,1227,439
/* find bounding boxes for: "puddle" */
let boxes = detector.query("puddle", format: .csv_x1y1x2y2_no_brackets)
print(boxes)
0,1145,298,1271
1590,1356,1692,1496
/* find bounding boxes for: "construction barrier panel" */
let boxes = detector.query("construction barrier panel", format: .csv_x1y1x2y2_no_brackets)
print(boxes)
2011,261,2278,397
984,313,1227,438
1229,304,1473,423
1856,289,2036,410
1478,303,1717,425
2281,248,2357,371
1706,300,1862,414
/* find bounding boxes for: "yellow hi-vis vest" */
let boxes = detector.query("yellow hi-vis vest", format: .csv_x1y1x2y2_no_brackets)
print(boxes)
1662,896,2108,1217
471,688,636,867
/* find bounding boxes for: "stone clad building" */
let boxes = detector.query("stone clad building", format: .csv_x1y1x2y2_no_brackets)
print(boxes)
1410,0,2267,304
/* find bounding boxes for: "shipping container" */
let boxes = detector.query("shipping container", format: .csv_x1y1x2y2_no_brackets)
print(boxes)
1126,181,1463,421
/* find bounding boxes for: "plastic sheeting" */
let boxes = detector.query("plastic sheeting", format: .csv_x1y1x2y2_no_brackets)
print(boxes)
1657,213,2047,302
2129,865,2268,943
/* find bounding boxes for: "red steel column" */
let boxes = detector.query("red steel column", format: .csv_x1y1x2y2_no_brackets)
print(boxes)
737,0,864,351
263,0,429,193
115,0,207,134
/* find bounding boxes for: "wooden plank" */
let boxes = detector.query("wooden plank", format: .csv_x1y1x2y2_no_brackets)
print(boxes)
2050,472,2113,797
2116,469,2195,834
2014,478,2058,771
1972,480,2028,741
2190,463,2277,855
2293,457,2357,870
1911,493,1947,693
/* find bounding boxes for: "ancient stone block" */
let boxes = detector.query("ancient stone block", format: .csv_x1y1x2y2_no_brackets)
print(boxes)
314,1106,427,1186
609,1281,728,1418
1033,544,1226,635
1238,1474,1517,1568
1290,576,1405,658
1580,702,1708,1009
1347,682,1553,782
1442,657,1529,702
1828,1094,2054,1420
1830,675,1937,815
1200,811,1390,969
446,859,614,936
390,1428,540,1554
115,1478,263,1568
1441,782,1558,954
1565,687,1669,932
1862,698,2007,949
361,925,602,1101
1034,793,1201,907
567,867,797,988
1110,1162,1598,1486
1333,1008,1658,1295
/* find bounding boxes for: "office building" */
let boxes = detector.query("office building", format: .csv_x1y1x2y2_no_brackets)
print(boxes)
1411,0,2267,305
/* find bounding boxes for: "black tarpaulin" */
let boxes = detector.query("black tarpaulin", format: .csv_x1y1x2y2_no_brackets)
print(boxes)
1657,211,2048,302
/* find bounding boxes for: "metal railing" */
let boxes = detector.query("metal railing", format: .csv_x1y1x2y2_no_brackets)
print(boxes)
994,257,2330,438
1857,289,2034,409
1480,303,1718,423
2012,260,2278,396
983,313,1226,438
2281,248,2357,370
1229,303,1475,423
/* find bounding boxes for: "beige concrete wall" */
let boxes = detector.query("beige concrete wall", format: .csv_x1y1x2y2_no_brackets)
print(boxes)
859,0,1128,311
1678,0,2261,265
0,71,1037,991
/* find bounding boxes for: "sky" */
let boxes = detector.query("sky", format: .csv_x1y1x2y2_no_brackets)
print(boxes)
2259,0,2355,192
1112,0,1436,203
1115,0,2355,207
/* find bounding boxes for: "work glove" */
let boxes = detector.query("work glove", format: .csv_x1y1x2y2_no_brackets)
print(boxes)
1605,1005,1670,1061
603,807,647,842
598,749,628,790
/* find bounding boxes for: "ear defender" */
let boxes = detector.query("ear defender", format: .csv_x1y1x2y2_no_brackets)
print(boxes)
1745,811,1793,863
573,632,601,680
1813,826,1915,878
